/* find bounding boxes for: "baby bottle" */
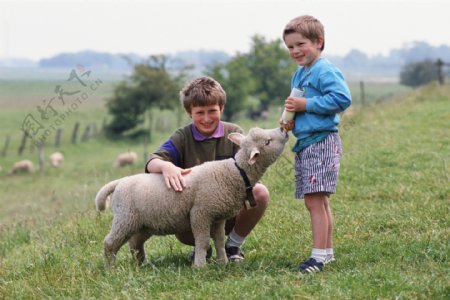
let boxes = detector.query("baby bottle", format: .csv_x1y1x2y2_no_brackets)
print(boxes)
281,87,304,124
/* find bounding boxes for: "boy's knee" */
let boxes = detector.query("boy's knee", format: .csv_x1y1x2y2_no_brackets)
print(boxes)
253,183,270,208
304,192,328,210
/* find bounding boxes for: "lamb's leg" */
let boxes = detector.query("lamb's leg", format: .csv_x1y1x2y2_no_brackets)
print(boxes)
104,215,135,268
192,232,210,268
190,211,210,268
211,220,228,264
128,230,152,265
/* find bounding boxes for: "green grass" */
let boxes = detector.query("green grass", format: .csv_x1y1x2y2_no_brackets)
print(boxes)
0,82,448,299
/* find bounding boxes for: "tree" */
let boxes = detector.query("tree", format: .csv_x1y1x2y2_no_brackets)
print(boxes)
105,55,181,136
207,54,255,121
342,49,369,68
245,35,295,116
400,59,440,87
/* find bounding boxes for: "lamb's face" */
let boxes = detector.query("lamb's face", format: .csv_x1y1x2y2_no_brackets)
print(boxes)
241,127,289,166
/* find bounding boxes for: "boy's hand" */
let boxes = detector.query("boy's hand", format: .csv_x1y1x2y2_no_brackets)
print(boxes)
279,96,306,132
285,96,307,113
279,119,295,132
161,164,192,192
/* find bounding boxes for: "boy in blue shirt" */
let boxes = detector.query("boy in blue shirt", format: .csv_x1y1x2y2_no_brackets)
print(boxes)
282,15,352,273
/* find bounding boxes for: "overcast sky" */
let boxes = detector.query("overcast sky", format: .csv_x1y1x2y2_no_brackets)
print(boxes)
0,0,449,61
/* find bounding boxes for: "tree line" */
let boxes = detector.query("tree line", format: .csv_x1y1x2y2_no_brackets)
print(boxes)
33,40,450,79
105,35,296,137
400,59,449,87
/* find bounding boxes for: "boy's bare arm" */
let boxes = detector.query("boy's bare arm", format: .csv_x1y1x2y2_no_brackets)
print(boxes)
147,158,191,192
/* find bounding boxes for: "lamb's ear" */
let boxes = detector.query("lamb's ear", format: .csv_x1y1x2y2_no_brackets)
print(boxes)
248,148,260,165
228,132,245,146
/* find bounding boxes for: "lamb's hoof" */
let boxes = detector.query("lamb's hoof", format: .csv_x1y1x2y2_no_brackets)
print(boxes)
188,246,213,263
217,257,228,264
192,262,207,268
136,258,149,267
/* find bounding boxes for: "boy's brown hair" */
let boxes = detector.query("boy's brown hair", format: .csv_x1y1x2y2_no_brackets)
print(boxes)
180,76,227,114
283,15,325,51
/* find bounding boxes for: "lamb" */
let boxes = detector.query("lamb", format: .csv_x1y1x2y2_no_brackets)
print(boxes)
49,152,64,167
114,151,138,167
95,127,288,268
8,160,34,175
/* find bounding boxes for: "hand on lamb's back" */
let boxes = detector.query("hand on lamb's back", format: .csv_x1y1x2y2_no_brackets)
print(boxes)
160,163,192,192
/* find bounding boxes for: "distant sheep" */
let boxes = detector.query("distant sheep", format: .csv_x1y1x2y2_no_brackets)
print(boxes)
95,127,288,268
8,160,34,175
114,151,138,167
49,152,64,168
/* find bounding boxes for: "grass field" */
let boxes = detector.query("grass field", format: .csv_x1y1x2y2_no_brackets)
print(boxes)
0,80,448,299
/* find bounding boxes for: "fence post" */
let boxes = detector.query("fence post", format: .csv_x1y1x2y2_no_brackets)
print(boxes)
359,81,366,106
81,124,91,142
143,135,149,165
71,122,80,144
17,131,28,155
148,109,154,144
91,122,98,137
436,59,444,85
55,128,62,147
29,140,35,154
38,141,45,174
101,117,107,134
2,135,10,157
176,105,182,128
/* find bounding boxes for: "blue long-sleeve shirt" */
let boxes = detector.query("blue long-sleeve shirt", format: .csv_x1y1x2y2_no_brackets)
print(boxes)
291,58,352,151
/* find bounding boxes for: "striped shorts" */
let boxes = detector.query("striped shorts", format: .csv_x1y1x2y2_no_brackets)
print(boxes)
295,132,342,199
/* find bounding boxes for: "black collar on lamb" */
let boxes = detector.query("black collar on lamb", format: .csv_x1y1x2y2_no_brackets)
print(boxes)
234,160,257,208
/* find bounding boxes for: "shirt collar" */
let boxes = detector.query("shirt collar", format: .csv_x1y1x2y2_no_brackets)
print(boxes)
191,121,224,141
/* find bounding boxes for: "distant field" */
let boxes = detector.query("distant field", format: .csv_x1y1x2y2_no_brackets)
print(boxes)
0,70,118,108
347,81,412,105
0,79,410,163
0,75,182,154
0,76,188,158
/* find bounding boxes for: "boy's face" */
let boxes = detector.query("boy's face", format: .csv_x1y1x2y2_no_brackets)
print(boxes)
190,104,223,136
284,32,323,68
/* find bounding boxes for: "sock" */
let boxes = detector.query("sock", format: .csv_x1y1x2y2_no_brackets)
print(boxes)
311,248,327,264
326,248,334,257
226,228,245,248
325,248,335,263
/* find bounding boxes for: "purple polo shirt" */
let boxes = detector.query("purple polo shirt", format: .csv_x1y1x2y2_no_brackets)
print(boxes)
191,121,225,141
153,122,225,167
